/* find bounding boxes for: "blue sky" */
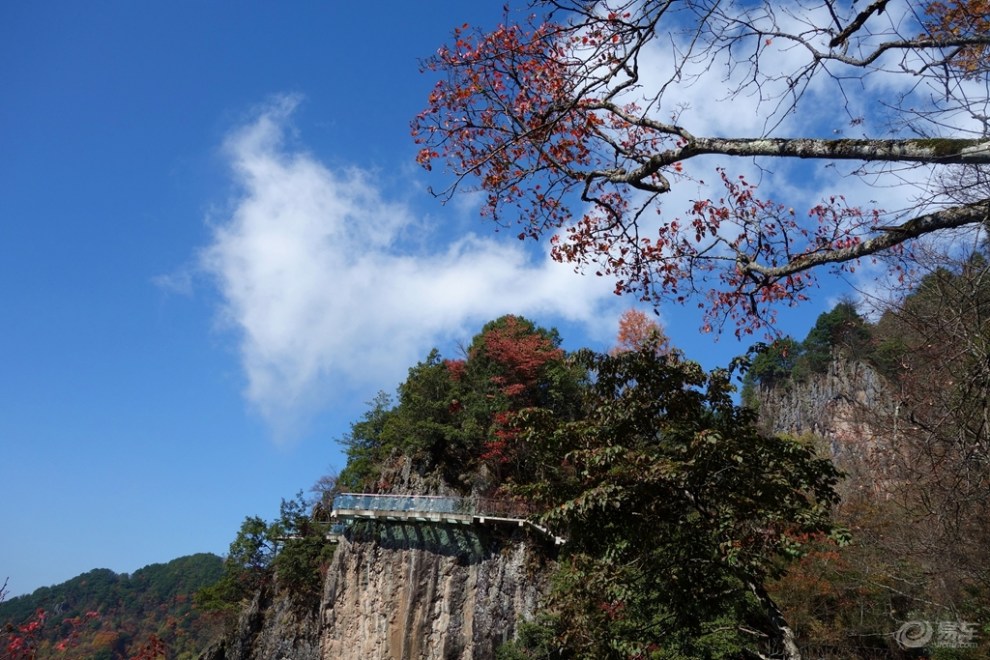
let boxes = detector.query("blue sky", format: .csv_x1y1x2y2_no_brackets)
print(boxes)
0,2,854,598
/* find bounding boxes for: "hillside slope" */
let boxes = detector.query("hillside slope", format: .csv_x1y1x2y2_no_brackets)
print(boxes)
0,554,224,659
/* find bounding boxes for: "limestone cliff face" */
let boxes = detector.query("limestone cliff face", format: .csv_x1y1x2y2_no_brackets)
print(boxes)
201,457,549,660
752,356,898,490
199,585,320,660
202,524,546,660
321,523,545,660
753,357,885,439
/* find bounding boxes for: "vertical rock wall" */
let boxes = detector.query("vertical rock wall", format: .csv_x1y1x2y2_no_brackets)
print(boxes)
199,585,321,660
753,357,888,460
752,356,909,496
200,524,547,660
200,458,550,660
321,522,546,660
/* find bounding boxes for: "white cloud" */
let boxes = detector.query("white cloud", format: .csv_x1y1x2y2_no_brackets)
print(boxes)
198,95,621,440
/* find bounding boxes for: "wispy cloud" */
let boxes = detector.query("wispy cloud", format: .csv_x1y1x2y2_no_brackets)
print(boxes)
197,95,621,440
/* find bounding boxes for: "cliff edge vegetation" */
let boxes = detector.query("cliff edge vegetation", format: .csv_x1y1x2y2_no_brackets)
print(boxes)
197,313,845,660
747,250,990,659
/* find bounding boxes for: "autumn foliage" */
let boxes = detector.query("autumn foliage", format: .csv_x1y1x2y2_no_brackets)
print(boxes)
414,1,990,335
610,308,670,355
476,315,564,402
739,254,990,657
470,316,566,463
1,555,224,660
924,0,990,75
336,314,578,489
1,607,99,660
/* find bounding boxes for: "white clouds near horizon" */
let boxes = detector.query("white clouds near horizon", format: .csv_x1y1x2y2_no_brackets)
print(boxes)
197,97,622,439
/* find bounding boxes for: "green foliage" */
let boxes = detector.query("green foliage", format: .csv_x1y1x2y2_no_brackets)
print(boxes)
802,300,871,373
197,493,335,615
323,316,848,656
334,314,583,491
744,280,989,399
741,337,800,406
384,349,472,474
195,515,280,613
272,493,336,601
506,343,841,658
337,391,397,490
869,335,908,379
0,555,224,659
495,618,565,659
742,300,875,400
747,337,801,387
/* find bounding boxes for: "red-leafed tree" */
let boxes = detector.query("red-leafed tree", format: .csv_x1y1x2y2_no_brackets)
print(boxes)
335,315,582,489
610,308,671,355
465,315,572,465
0,598,98,660
128,634,167,660
473,315,564,403
414,0,990,334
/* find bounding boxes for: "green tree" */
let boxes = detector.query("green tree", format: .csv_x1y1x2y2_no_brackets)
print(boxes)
195,517,280,614
741,337,802,405
272,493,336,603
459,315,581,476
508,341,841,659
800,301,871,374
336,391,396,490
197,494,335,614
385,349,468,470
334,315,584,491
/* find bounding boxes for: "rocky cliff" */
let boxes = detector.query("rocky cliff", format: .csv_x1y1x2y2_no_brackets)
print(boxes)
202,458,549,660
750,355,900,494
753,357,884,437
200,585,321,660
322,522,545,660
202,523,546,660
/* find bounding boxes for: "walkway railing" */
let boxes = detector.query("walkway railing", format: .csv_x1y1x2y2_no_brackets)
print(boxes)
331,493,537,519
332,493,462,515
328,492,562,544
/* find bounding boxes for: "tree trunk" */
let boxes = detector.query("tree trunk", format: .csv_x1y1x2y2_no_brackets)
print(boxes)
748,580,802,660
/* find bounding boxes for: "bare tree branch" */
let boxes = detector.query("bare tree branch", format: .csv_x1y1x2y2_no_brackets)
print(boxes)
741,200,990,280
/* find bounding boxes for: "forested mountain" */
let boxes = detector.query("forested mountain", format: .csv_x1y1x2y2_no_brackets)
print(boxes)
195,314,845,659
744,252,990,658
8,259,990,660
1,554,224,659
197,268,990,659
8,264,990,660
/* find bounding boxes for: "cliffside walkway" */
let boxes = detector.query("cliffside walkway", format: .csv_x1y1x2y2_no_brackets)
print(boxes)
328,493,565,545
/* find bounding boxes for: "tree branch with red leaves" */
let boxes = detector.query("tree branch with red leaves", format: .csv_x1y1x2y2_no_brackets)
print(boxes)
413,0,990,335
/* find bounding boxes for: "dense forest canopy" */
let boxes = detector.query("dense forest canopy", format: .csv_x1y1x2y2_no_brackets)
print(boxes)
743,248,990,659
0,554,223,660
